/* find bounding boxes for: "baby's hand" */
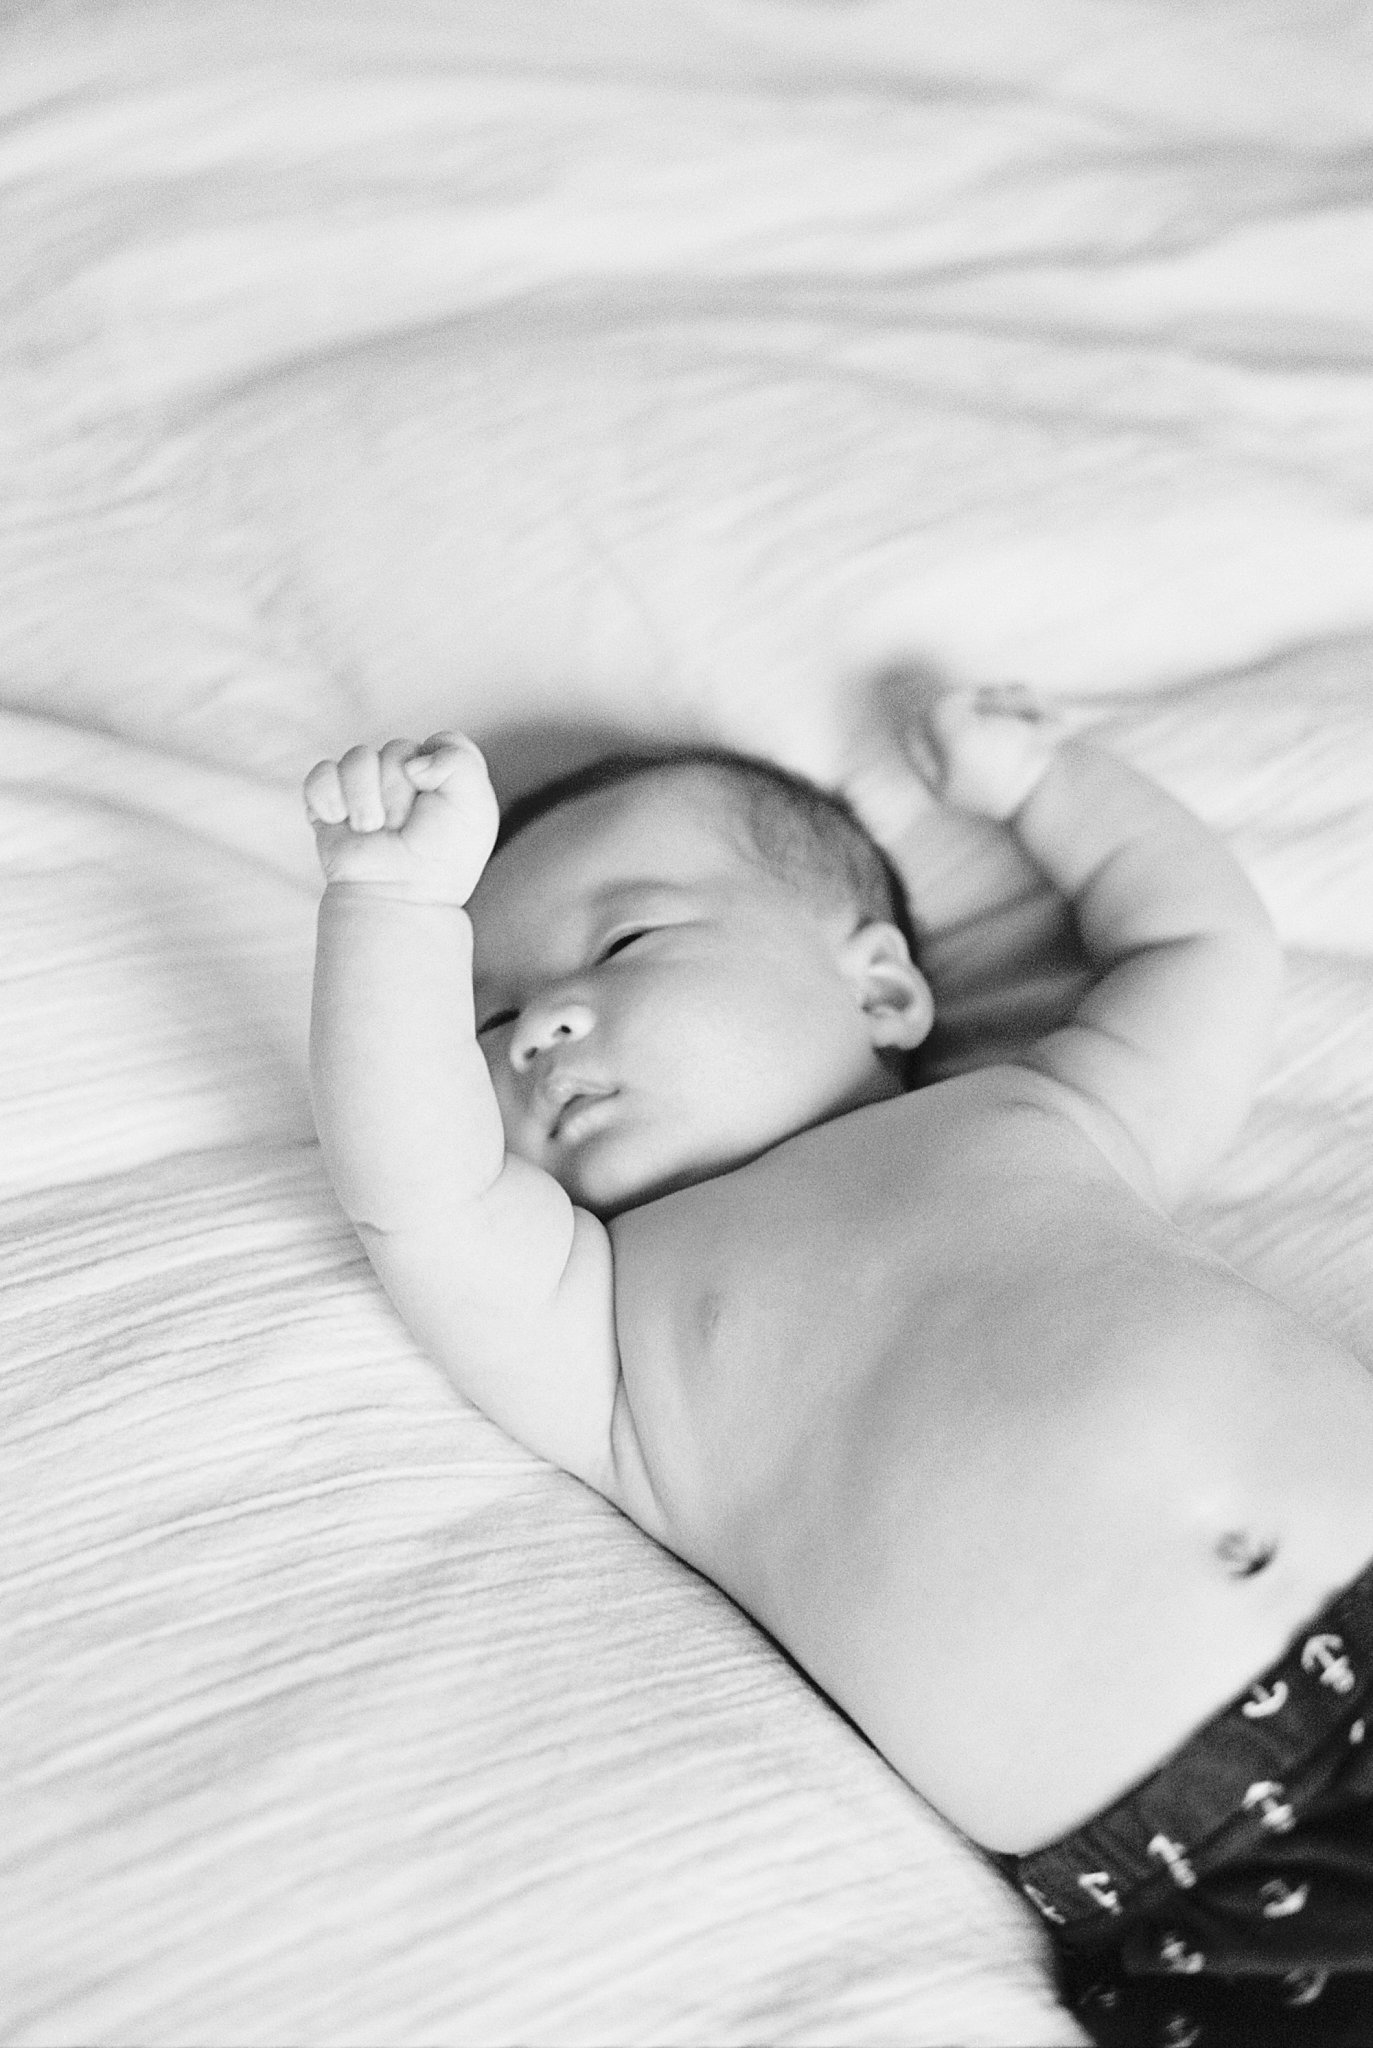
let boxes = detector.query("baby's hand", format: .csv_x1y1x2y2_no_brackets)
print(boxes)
891,680,1065,821
303,732,499,904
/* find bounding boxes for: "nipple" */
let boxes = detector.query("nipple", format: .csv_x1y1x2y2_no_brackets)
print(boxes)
1215,1528,1277,1579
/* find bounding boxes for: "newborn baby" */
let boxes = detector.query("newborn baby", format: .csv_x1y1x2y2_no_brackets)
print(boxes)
305,686,1373,2043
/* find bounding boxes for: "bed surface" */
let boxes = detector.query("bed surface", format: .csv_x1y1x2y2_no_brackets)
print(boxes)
3,4,1372,2042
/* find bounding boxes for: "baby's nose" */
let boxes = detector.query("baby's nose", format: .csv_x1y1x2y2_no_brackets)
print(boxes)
509,999,596,1072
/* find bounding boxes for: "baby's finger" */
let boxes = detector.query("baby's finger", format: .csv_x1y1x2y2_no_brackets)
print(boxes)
337,745,387,833
972,681,1060,728
404,730,480,789
303,759,348,826
873,667,949,785
378,738,418,828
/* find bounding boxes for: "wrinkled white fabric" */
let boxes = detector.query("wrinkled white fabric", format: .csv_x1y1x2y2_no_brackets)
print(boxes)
3,3,1371,2042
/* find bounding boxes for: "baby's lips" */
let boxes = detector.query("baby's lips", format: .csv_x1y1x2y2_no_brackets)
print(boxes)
539,1074,616,1141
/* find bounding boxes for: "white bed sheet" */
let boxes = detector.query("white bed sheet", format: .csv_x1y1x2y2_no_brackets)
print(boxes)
3,3,1372,2043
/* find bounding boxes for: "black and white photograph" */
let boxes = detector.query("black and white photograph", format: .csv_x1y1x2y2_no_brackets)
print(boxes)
4,4,1373,2043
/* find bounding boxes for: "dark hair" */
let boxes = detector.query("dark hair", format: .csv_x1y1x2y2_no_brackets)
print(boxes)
494,743,917,954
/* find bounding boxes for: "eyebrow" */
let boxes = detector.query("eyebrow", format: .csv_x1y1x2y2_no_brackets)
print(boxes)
586,879,694,917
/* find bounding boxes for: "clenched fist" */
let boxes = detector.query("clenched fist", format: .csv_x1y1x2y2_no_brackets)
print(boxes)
304,731,500,905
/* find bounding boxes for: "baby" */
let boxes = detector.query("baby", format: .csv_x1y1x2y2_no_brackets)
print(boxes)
305,687,1373,2044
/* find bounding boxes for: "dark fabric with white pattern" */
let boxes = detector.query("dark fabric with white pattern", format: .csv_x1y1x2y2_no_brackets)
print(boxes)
997,1555,1373,2045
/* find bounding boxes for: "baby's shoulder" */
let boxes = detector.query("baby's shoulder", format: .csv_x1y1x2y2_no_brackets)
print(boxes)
907,1056,1095,1143
901,1056,1147,1196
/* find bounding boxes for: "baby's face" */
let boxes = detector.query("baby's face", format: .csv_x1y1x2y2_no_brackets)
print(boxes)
467,772,929,1217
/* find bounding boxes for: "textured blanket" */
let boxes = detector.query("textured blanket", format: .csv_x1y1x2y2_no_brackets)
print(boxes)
3,4,1371,2042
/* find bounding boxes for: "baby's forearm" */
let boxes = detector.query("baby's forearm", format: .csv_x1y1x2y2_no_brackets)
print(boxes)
1012,740,1274,966
310,885,506,1236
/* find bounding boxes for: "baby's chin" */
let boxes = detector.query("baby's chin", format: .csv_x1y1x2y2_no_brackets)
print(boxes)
561,1153,713,1220
555,1127,795,1220
547,1085,906,1216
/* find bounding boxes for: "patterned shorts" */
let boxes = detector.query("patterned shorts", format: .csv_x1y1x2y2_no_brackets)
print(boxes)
995,1554,1373,2047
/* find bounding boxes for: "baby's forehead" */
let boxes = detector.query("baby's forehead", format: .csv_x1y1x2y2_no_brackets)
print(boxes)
471,769,763,944
495,768,754,892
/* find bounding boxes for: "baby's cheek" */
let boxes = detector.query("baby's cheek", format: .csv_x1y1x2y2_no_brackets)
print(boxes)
488,1079,521,1143
491,1087,550,1173
475,1049,519,1138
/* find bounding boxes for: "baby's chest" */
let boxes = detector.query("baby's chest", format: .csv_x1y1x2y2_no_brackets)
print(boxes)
608,1138,1042,1570
607,1102,1201,1578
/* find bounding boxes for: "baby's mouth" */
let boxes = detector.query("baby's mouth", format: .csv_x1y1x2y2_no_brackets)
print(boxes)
547,1086,617,1145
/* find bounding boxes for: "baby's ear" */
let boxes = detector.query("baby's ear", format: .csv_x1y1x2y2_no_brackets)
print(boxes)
839,922,934,1052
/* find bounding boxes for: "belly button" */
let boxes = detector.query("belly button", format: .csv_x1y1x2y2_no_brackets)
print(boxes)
1215,1528,1278,1579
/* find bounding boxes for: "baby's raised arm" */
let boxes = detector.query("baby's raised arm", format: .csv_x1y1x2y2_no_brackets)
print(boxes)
903,687,1283,1210
304,735,620,1489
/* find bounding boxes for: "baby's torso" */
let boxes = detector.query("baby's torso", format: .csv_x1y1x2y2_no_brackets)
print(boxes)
606,1070,1373,1851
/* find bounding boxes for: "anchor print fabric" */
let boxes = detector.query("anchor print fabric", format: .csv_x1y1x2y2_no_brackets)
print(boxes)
1000,1555,1373,2044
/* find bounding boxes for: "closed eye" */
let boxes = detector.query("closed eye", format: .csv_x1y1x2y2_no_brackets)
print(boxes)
476,1007,518,1037
477,928,656,1032
598,928,653,961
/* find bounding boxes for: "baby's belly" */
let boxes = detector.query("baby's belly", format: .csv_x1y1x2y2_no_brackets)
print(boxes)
610,1090,1373,1853
778,1302,1373,1852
